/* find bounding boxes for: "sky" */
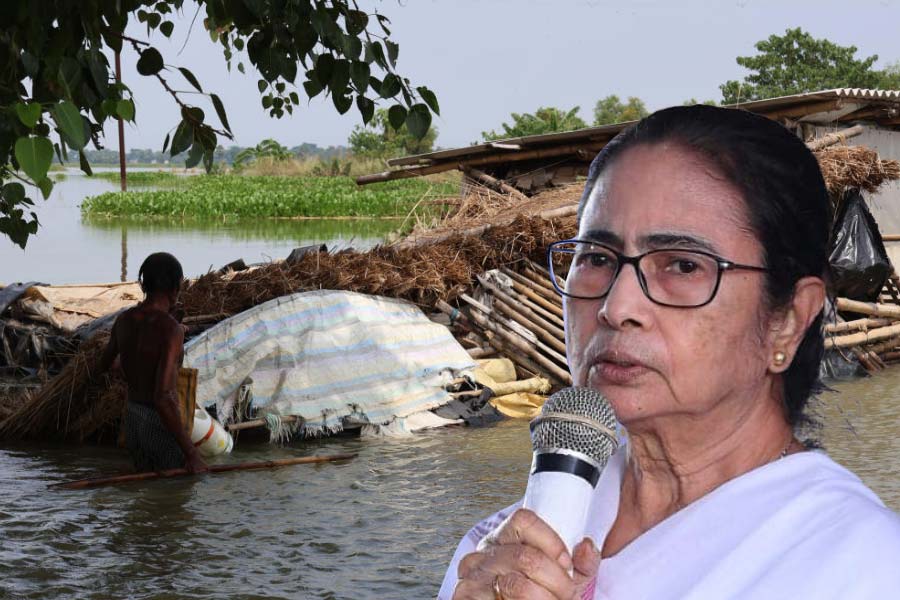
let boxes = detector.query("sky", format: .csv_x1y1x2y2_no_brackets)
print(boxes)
107,0,900,153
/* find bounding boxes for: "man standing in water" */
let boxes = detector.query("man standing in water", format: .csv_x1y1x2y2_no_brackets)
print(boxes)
100,252,207,474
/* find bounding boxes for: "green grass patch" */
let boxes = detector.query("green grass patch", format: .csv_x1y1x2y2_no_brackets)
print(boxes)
91,171,184,187
81,175,457,218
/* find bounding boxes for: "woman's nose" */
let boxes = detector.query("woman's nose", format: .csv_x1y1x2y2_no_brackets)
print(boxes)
599,262,652,329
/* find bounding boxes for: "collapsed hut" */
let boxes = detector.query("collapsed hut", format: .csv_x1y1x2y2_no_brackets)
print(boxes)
5,88,900,443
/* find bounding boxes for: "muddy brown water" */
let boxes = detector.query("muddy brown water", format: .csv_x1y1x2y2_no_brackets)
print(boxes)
1,370,898,599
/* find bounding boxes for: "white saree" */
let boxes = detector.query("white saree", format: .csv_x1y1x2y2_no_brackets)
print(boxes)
439,447,900,599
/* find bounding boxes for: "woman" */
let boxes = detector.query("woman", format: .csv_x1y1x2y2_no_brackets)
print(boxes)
440,105,900,599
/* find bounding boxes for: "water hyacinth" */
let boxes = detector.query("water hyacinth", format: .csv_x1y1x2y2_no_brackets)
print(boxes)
81,175,457,219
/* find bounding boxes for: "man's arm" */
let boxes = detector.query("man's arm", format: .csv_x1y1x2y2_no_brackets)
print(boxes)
98,318,120,375
153,321,208,474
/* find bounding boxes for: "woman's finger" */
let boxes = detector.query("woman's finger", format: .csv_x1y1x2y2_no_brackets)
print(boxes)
572,538,602,580
480,542,575,598
454,568,559,600
481,508,573,571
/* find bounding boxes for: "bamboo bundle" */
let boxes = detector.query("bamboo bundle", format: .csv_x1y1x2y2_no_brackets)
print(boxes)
440,262,572,388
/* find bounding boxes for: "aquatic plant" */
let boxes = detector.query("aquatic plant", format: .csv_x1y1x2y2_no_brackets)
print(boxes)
80,175,457,219
91,171,184,187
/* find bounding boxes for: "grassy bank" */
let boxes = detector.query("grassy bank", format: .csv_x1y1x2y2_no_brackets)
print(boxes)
80,175,458,219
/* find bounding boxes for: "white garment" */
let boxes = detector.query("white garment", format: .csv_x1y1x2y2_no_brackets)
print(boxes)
438,448,900,599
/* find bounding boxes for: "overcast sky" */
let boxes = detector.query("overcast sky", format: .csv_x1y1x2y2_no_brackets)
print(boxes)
107,0,900,152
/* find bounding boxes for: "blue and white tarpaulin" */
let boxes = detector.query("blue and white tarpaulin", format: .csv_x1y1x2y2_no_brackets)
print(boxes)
184,290,475,434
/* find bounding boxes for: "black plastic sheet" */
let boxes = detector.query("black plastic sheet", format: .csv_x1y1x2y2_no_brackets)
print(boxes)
829,189,893,302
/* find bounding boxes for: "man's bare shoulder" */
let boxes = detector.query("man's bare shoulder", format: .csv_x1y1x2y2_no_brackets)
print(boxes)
115,305,181,335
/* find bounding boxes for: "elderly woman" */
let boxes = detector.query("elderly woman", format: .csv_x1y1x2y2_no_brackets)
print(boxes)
439,105,900,600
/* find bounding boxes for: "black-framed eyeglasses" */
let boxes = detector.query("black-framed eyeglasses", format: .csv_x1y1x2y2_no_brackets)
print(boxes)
546,239,770,308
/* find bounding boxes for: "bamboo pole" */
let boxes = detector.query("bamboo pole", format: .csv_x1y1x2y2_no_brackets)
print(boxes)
228,414,300,432
477,275,566,339
494,282,566,329
462,298,572,384
805,124,865,151
825,323,900,349
862,334,900,356
506,279,564,318
823,317,893,334
501,267,562,305
836,297,900,319
467,346,495,359
852,348,879,374
490,377,551,396
464,167,529,201
522,266,560,295
461,294,568,367
52,453,357,490
493,296,566,354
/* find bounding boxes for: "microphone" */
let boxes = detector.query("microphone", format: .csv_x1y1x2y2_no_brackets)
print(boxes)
524,387,618,553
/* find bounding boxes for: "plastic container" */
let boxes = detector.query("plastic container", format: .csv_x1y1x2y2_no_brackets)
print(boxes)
190,406,234,457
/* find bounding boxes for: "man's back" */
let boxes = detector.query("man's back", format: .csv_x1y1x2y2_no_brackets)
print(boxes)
112,306,182,407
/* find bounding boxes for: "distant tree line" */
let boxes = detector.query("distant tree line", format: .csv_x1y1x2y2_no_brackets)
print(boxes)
67,142,348,166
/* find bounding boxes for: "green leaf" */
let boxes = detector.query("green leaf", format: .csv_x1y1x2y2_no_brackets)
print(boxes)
162,132,171,154
136,47,165,76
380,73,401,98
210,94,232,134
88,55,109,95
350,61,370,93
416,86,440,116
330,59,351,95
147,12,162,29
170,120,193,156
15,136,54,182
185,143,204,168
333,93,352,115
15,103,42,129
385,41,399,67
303,79,324,98
78,150,93,176
406,103,432,139
116,99,135,122
178,67,203,93
356,95,375,124
58,58,83,100
21,52,39,77
345,10,369,35
388,105,407,130
342,34,362,60
37,177,53,200
3,183,26,204
101,99,118,118
314,54,335,86
52,101,88,149
258,79,268,93
160,21,174,37
368,76,383,95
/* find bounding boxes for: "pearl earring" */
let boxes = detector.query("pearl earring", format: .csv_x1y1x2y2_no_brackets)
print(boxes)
773,351,786,367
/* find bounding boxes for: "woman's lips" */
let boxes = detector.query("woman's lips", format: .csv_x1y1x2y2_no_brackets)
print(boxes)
589,355,651,385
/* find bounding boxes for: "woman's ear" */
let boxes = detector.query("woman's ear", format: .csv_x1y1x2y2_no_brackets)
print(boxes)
768,276,826,373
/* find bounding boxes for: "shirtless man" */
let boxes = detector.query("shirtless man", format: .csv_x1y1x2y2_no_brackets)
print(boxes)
100,252,207,474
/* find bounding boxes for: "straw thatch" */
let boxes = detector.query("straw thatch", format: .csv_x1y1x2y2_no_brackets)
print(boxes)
816,145,900,196
0,332,126,442
180,213,578,318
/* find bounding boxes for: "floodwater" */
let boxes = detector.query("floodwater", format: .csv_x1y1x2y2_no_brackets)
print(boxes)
1,370,899,599
0,169,400,286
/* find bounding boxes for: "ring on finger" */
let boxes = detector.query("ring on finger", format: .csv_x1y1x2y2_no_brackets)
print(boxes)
492,574,504,600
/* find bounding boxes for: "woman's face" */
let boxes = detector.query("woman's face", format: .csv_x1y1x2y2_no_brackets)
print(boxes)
565,142,777,432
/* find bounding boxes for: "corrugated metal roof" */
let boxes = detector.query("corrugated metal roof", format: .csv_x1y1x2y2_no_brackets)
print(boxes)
362,89,900,184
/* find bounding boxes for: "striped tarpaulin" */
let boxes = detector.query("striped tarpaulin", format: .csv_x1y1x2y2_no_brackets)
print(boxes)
184,290,475,433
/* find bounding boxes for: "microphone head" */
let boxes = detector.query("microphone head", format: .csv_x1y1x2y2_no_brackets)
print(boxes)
530,387,618,467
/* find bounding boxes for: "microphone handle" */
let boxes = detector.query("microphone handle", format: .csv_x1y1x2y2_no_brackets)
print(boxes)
522,459,596,553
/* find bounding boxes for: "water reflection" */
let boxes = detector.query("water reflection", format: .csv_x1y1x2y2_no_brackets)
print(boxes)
0,171,401,285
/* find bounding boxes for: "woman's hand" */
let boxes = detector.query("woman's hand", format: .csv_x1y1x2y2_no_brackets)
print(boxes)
453,508,602,599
